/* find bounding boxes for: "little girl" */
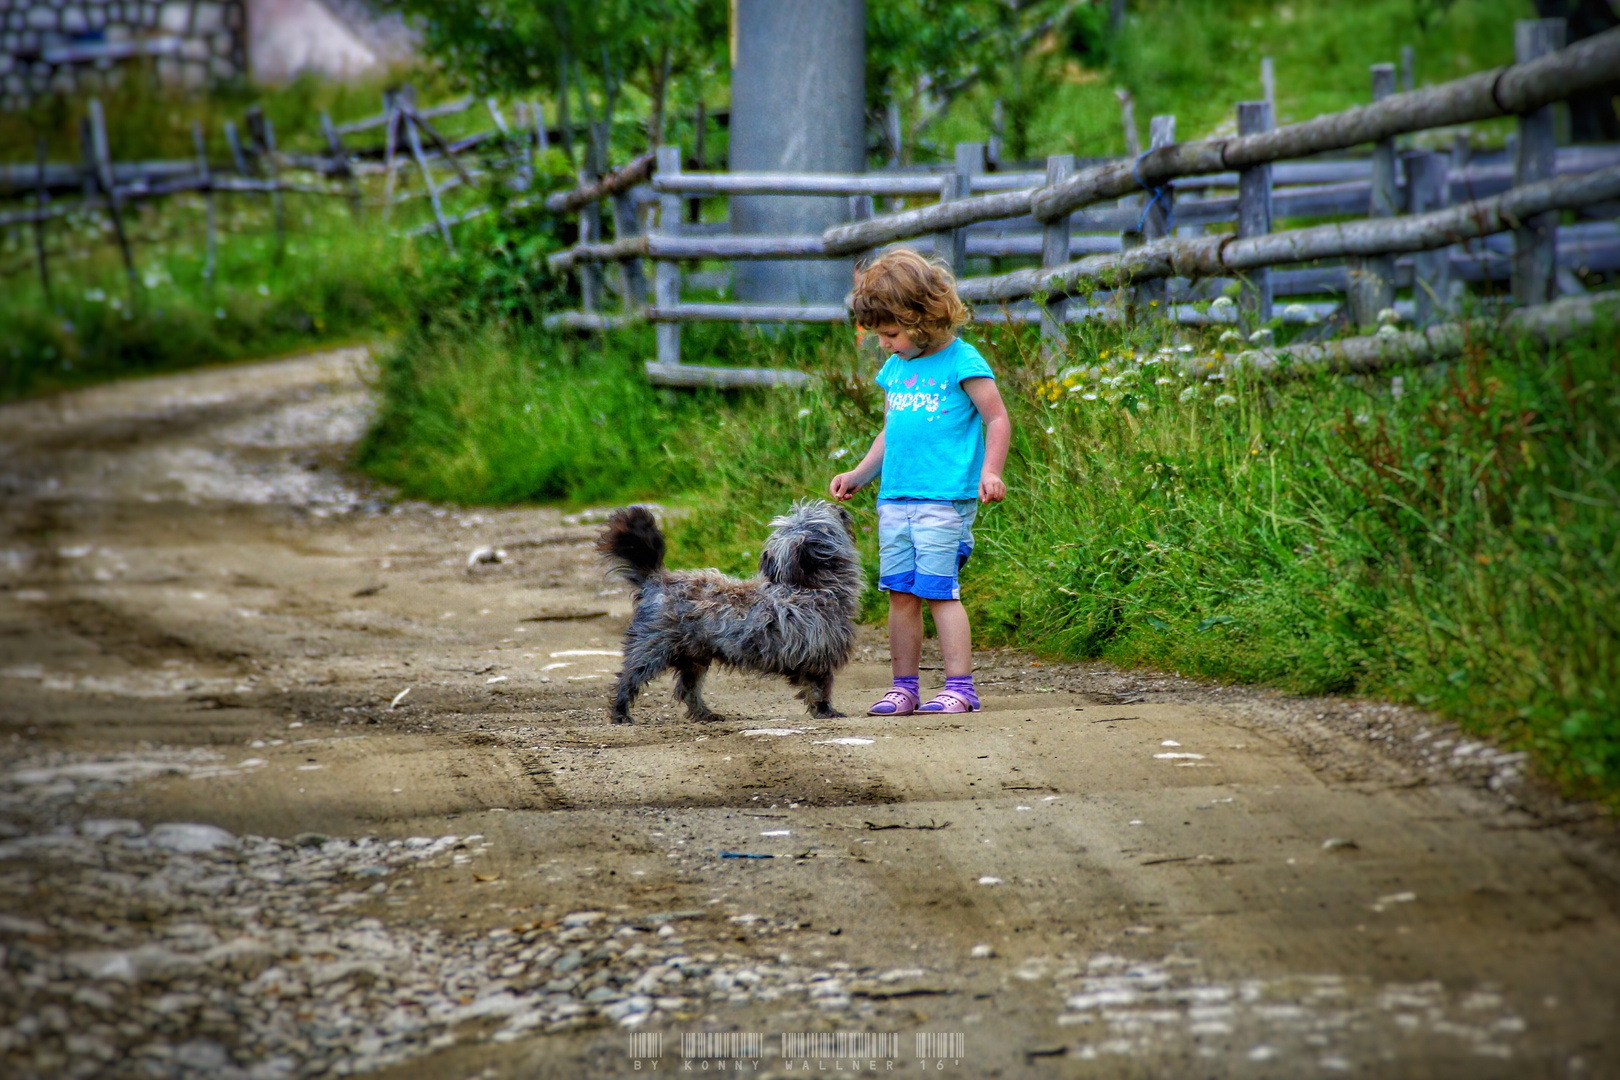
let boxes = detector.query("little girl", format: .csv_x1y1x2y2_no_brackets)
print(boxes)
830,249,1011,715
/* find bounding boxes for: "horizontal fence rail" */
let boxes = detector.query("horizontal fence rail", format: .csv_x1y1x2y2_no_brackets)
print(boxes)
957,167,1620,304
821,26,1620,253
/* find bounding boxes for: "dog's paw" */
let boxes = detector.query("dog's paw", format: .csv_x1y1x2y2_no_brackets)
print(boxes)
813,706,846,719
612,714,634,725
689,711,724,724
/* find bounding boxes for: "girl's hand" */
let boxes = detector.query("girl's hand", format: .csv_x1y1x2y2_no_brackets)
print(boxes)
979,471,1006,504
830,472,863,501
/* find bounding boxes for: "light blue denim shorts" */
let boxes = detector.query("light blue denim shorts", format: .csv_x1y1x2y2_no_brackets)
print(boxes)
876,499,978,600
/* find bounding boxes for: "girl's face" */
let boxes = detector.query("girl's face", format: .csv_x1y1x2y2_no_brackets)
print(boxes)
871,322,924,359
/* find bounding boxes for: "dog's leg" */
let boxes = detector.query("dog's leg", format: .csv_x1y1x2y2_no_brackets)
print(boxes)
613,640,671,724
794,671,844,719
673,658,720,723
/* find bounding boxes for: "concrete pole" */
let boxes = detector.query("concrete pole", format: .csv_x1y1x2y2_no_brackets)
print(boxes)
729,0,865,306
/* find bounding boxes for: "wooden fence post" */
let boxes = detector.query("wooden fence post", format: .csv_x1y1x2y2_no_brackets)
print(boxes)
381,91,401,222
224,120,248,177
1040,153,1074,368
690,101,708,223
1349,63,1398,328
1137,114,1176,311
1237,101,1273,324
1114,88,1140,158
320,112,362,221
1260,56,1276,118
403,109,454,253
1514,17,1566,306
32,137,51,302
578,165,604,313
192,120,217,282
935,143,979,275
86,99,139,300
610,187,648,309
655,145,683,366
246,108,287,256
1403,150,1452,325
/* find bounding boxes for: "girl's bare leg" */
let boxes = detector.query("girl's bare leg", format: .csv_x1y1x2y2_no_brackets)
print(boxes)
927,599,972,678
888,591,924,676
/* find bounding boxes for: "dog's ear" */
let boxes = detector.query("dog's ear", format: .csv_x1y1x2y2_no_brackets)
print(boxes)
761,535,820,589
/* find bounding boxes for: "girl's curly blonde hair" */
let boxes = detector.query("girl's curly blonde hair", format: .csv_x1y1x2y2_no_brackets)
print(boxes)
849,248,970,351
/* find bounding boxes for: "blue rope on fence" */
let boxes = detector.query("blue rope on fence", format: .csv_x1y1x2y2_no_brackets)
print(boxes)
1132,150,1173,235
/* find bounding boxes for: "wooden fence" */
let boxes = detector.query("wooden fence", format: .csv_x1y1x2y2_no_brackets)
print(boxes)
541,19,1620,388
0,86,549,295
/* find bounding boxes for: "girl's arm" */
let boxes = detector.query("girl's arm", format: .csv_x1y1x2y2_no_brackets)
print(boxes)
830,427,885,500
962,377,1010,503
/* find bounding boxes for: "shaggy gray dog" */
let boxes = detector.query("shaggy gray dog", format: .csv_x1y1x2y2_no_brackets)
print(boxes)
596,500,864,724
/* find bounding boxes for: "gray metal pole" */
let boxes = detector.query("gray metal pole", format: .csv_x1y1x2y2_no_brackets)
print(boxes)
1514,18,1566,306
729,0,865,306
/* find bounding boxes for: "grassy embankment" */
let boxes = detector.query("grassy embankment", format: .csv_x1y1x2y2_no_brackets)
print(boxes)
934,0,1528,157
0,72,487,400
359,284,1620,804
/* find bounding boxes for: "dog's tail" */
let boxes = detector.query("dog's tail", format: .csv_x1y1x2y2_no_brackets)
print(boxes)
596,505,666,586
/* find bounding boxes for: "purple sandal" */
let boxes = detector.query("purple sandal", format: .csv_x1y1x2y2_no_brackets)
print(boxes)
917,689,980,714
867,688,919,716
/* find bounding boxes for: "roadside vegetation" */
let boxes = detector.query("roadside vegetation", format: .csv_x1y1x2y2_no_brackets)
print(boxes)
360,224,1620,804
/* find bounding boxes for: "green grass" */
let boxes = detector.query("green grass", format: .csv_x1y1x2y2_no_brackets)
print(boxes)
357,307,1620,805
0,195,413,400
935,0,1530,158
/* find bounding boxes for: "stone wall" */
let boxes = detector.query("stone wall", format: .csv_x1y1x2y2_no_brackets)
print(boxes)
0,1,248,110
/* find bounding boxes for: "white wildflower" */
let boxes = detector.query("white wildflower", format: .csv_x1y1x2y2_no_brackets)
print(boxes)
1179,385,1199,403
1219,330,1242,344
1376,324,1401,340
1045,426,1055,434
1210,296,1235,311
828,447,850,460
1177,344,1193,353
1214,393,1237,407
1135,401,1151,414
1081,392,1099,402
1283,303,1309,319
1156,377,1173,385
1248,328,1274,344
796,408,812,419
1377,306,1400,325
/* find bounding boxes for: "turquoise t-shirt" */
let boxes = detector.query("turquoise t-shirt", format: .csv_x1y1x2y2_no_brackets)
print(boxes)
876,337,996,501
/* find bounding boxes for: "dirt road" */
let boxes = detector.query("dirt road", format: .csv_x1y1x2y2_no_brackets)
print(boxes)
1,349,1617,1079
